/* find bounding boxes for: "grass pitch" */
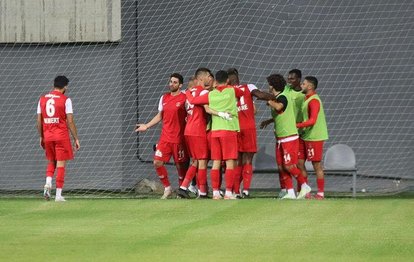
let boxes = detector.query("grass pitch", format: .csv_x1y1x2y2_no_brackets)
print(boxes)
0,198,412,261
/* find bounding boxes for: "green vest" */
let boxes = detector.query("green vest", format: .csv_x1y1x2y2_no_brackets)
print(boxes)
301,94,328,141
271,89,298,138
285,85,305,123
209,87,240,131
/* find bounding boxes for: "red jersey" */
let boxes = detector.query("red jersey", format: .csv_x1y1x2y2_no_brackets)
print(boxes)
158,92,187,144
235,84,257,130
38,90,72,141
184,85,209,137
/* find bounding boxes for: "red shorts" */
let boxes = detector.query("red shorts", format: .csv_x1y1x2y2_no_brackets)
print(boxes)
185,135,208,159
154,141,189,163
275,139,299,166
237,128,257,153
44,139,73,161
298,138,324,162
210,133,238,160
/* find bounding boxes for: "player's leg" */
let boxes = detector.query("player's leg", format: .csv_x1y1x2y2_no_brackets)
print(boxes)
55,160,67,201
175,142,189,187
178,159,196,199
275,143,292,198
240,129,257,198
210,136,222,199
241,152,254,198
43,141,56,200
197,159,208,197
211,160,222,199
281,139,310,199
43,160,56,200
312,161,325,199
54,139,74,202
297,138,308,193
232,152,243,197
221,134,238,200
308,141,325,199
153,142,172,199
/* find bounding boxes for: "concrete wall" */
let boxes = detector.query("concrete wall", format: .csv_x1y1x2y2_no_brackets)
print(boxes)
0,0,121,43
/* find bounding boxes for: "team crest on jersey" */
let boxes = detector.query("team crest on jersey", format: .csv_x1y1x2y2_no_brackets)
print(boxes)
155,150,163,157
176,102,181,107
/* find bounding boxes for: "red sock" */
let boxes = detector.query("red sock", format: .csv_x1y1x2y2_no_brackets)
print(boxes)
282,171,294,189
242,164,253,191
177,166,187,186
233,166,242,194
225,168,235,192
279,171,286,189
46,162,55,178
197,168,207,194
290,167,306,185
211,169,220,191
181,165,197,188
56,167,65,189
156,166,170,187
317,178,324,194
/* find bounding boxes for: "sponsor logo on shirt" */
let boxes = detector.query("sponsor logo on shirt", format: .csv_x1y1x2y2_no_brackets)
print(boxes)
155,150,163,157
45,94,60,98
176,102,181,107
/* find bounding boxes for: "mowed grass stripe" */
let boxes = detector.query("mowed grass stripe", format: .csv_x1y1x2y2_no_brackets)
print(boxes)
0,199,412,261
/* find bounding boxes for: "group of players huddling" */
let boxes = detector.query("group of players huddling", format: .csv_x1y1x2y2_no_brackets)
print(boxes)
135,68,328,200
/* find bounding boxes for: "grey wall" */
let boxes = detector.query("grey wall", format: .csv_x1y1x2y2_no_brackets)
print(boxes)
0,0,413,193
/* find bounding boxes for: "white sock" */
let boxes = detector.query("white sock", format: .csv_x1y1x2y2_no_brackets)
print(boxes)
56,188,62,197
225,190,233,197
164,186,171,192
213,190,220,196
287,189,295,196
301,183,309,190
317,192,324,197
46,177,52,187
281,189,287,193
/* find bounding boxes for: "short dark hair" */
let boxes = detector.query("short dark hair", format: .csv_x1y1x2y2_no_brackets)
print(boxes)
227,67,239,76
288,69,302,79
215,70,228,84
54,76,69,88
170,73,183,84
195,67,212,78
266,74,286,92
304,76,318,89
227,68,240,85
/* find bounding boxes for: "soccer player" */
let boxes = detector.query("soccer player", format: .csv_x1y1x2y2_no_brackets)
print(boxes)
262,74,311,199
296,76,328,199
135,73,189,199
178,68,216,198
37,76,80,202
286,69,307,195
227,68,274,198
186,70,243,200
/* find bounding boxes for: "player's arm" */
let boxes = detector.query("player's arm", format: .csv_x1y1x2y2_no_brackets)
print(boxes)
203,105,232,120
259,118,273,129
67,113,80,151
64,98,80,150
251,89,275,101
36,113,45,149
135,111,162,132
267,95,288,112
296,99,320,128
186,90,209,105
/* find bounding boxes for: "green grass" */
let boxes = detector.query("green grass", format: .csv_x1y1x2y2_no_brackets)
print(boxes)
0,198,413,262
